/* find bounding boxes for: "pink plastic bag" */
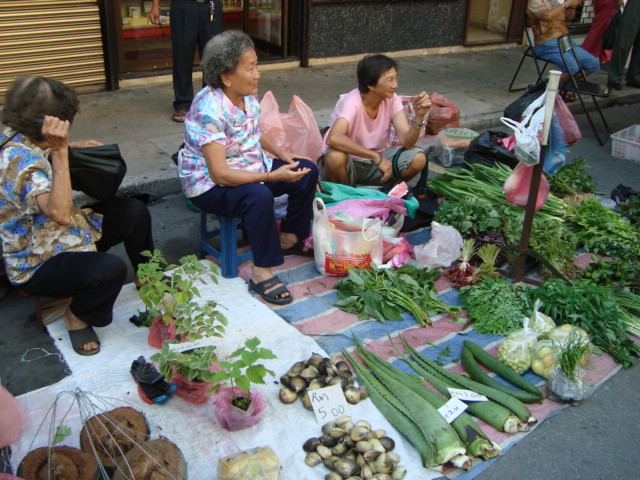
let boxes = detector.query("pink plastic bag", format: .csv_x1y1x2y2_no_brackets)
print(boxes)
0,384,25,448
326,197,408,222
172,371,215,404
147,316,177,349
259,91,323,161
213,387,266,431
503,162,550,212
554,95,581,146
426,93,460,135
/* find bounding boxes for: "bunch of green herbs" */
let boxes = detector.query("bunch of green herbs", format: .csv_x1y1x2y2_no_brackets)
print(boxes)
533,279,640,367
548,157,597,197
459,277,533,335
528,217,582,280
565,197,640,262
614,196,640,229
433,196,523,240
334,265,460,327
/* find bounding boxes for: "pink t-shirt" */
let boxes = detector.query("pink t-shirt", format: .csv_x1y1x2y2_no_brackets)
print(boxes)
324,88,404,160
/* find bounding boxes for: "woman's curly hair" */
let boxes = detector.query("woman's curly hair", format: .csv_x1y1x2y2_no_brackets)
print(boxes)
201,30,255,89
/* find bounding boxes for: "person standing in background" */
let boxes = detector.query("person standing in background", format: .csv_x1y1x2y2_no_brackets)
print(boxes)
608,0,640,89
582,0,624,63
150,0,222,122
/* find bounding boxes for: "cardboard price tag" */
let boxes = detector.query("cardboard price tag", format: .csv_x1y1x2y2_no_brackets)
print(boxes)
447,387,488,402
437,397,468,423
309,384,351,424
168,336,218,353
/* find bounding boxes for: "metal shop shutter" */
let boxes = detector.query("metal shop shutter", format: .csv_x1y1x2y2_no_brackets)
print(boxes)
0,0,106,100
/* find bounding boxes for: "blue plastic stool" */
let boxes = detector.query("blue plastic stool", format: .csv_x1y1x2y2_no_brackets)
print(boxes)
199,211,253,279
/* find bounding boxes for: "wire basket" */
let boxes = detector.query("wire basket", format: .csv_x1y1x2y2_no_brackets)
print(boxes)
611,125,640,163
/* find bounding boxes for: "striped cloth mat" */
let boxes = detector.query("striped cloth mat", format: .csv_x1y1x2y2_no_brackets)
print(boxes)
237,230,621,478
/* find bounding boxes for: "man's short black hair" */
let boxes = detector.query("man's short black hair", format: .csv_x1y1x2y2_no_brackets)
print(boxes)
357,54,398,93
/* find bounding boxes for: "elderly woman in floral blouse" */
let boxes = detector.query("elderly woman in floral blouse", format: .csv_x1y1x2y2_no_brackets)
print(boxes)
178,30,318,305
0,76,154,356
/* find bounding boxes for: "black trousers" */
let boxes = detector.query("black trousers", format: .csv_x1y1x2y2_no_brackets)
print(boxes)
170,0,222,111
191,158,319,268
20,198,154,328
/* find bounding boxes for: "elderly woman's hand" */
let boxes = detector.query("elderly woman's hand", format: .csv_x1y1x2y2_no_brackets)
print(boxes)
270,161,312,183
42,116,70,153
278,151,313,164
69,139,103,149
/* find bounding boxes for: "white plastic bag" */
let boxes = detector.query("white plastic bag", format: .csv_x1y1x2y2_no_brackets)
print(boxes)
312,198,383,276
413,222,463,269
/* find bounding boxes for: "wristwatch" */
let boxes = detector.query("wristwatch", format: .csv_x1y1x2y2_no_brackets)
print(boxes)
411,119,426,128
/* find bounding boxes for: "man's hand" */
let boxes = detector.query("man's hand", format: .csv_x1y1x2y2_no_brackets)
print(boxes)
149,3,160,25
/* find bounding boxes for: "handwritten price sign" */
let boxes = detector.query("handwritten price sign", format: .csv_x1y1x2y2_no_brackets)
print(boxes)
309,384,351,424
437,397,468,423
447,387,488,402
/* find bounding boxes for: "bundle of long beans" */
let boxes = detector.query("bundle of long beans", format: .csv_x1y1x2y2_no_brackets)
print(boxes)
430,163,567,221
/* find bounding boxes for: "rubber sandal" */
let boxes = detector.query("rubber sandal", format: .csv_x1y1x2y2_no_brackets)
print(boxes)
172,108,188,123
68,326,101,356
248,276,293,305
282,240,314,257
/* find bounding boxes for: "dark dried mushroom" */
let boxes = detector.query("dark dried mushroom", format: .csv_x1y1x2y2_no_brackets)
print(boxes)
379,436,396,452
287,361,306,378
303,437,321,452
289,376,308,393
279,386,298,404
319,434,338,448
307,353,325,369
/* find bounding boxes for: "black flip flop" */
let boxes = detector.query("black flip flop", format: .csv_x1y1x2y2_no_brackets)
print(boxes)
68,326,101,356
282,240,314,257
248,276,293,305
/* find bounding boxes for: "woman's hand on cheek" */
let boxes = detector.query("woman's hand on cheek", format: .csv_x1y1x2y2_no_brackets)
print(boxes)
42,116,70,152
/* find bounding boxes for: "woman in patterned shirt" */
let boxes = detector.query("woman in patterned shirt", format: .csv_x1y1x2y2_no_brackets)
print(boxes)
178,31,318,305
0,76,155,355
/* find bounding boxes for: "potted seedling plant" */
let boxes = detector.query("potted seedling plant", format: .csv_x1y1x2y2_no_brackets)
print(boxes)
137,249,228,347
211,337,277,431
150,343,219,404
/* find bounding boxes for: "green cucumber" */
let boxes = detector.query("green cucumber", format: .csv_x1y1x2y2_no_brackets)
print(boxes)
463,340,543,397
461,348,543,403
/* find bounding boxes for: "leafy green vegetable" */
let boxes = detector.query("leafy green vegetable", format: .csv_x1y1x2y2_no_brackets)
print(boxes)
548,157,597,196
533,279,640,367
52,425,71,445
459,277,533,335
334,265,460,326
565,198,640,262
528,217,582,280
614,196,640,229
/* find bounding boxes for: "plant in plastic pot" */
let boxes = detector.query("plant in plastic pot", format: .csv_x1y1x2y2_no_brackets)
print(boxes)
150,343,219,404
211,337,277,431
137,249,228,348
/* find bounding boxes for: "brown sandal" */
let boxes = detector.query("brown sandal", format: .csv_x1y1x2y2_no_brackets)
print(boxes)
172,108,188,123
561,90,576,103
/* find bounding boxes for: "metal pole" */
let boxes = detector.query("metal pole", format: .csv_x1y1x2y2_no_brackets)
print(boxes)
510,70,561,282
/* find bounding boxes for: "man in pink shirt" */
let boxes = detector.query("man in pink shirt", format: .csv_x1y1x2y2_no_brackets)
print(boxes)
319,54,432,186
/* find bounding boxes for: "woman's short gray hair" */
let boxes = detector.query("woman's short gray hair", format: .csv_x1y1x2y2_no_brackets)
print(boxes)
202,30,255,88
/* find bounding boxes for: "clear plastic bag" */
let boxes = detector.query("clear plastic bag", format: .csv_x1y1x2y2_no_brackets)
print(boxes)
312,198,383,276
529,299,556,334
413,222,463,269
547,365,591,403
213,387,267,432
497,320,541,374
217,446,281,480
434,128,479,168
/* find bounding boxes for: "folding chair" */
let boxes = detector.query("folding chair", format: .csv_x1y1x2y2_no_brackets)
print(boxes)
557,33,611,146
508,14,550,92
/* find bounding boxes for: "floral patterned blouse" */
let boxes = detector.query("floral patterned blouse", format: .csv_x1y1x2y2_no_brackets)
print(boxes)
0,129,102,285
178,87,270,198
528,0,570,46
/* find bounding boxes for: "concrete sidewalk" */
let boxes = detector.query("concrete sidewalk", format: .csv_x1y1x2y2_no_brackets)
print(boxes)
67,45,640,200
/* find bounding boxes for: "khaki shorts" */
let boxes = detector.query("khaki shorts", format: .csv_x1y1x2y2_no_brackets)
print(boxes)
317,146,424,187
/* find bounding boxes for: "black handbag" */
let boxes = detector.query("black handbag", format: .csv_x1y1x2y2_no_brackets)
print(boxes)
68,144,127,201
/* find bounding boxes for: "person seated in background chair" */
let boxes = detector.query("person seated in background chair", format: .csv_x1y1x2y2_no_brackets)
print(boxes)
318,54,432,187
527,0,601,100
0,76,155,356
177,30,318,306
